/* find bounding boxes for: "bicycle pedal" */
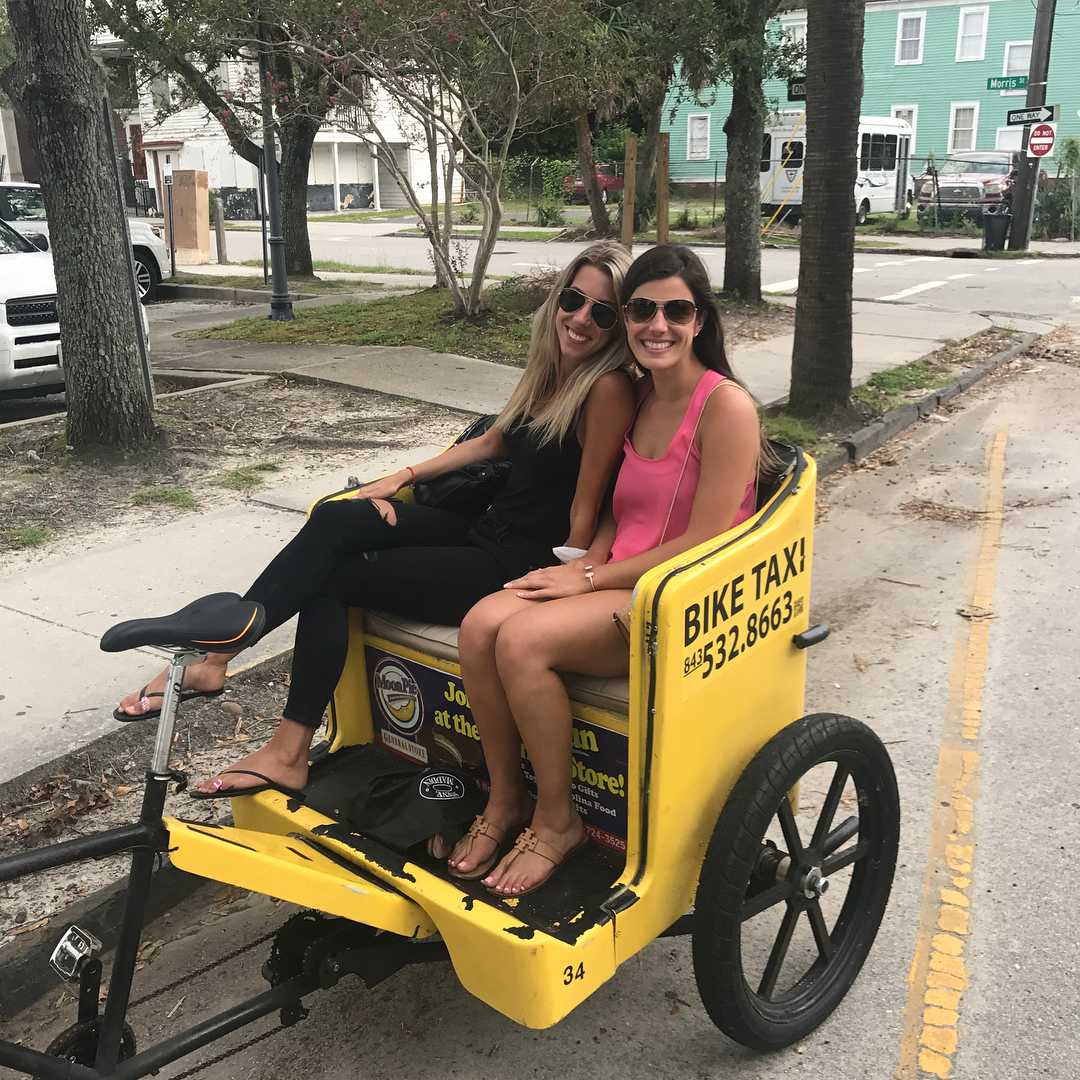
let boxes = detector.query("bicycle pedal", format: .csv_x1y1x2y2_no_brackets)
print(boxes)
50,925,102,982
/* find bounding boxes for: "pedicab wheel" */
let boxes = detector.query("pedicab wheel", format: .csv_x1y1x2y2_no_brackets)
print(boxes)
33,1017,137,1079
691,713,899,1050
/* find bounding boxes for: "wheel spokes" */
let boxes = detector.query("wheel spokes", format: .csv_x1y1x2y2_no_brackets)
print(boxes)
810,764,849,849
757,902,800,1000
823,839,869,877
742,880,796,921
806,899,835,962
777,795,805,863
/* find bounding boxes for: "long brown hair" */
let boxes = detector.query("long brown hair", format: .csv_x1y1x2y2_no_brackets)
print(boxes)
497,241,634,445
622,244,781,482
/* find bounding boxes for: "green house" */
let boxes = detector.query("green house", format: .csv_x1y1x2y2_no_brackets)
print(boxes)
664,0,1080,186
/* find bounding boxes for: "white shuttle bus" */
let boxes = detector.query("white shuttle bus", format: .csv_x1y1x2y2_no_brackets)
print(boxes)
760,111,913,225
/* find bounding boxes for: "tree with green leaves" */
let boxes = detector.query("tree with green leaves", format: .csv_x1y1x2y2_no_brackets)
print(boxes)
788,0,864,416
283,0,610,315
3,0,154,448
89,0,346,277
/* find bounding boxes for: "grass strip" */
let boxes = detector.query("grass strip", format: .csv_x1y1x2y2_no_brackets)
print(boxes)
129,485,197,510
182,287,537,363
1,525,50,548
218,461,282,490
172,272,382,295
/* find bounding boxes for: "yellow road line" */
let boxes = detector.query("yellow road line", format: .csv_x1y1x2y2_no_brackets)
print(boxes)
895,427,1007,1080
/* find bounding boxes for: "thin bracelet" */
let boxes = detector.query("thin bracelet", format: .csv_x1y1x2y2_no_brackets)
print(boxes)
584,565,596,592
405,465,416,487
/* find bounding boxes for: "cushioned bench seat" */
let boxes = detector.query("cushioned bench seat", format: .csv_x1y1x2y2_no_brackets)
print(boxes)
364,610,631,715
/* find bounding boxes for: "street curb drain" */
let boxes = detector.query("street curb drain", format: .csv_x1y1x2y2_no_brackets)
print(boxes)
818,331,1039,480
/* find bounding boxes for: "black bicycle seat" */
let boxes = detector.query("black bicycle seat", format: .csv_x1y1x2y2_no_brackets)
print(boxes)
100,593,266,654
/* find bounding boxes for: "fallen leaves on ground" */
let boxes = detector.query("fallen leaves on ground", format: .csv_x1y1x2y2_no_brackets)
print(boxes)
901,499,985,524
958,605,997,620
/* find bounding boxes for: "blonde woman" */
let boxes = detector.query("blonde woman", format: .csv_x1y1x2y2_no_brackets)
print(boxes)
115,242,636,801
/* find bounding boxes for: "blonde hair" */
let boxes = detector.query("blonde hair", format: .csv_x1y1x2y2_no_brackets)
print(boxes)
497,241,634,445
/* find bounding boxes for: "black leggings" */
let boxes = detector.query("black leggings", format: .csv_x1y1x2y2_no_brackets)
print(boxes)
241,498,528,728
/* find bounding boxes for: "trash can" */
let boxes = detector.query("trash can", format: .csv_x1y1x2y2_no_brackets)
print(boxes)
982,205,1011,251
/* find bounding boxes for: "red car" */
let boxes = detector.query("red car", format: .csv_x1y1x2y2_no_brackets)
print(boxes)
563,164,624,204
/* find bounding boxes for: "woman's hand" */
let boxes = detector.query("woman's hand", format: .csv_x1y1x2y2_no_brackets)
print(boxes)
350,471,409,501
504,564,594,601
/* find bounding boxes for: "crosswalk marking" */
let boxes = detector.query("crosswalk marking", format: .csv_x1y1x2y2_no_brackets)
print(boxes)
947,273,975,280
761,278,800,293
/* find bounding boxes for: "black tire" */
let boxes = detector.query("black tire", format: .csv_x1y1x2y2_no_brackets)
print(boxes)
34,1017,136,1079
691,713,899,1050
132,248,161,302
855,200,870,227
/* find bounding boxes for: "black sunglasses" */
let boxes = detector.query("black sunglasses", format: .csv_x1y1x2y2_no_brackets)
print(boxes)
622,297,699,325
557,287,619,330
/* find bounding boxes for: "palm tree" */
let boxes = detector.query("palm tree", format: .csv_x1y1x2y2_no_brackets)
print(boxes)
788,0,865,416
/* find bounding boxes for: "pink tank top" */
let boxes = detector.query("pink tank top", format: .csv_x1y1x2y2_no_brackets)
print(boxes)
609,370,756,564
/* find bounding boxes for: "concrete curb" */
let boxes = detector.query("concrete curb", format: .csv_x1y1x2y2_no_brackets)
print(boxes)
817,331,1039,480
156,283,318,303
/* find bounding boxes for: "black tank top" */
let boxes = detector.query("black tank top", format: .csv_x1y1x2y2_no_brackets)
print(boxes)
469,417,583,571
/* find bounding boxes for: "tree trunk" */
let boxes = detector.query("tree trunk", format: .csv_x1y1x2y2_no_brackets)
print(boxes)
278,112,319,277
789,0,864,416
722,64,766,301
2,0,153,448
635,67,671,196
574,110,612,236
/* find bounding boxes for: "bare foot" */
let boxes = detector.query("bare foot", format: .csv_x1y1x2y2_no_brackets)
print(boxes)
116,657,228,718
447,793,532,877
484,813,587,896
195,717,314,795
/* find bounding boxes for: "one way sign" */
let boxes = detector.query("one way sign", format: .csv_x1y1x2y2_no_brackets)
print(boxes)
1006,104,1060,126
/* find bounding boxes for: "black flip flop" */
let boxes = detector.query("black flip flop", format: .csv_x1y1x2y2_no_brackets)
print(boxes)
189,769,306,802
113,686,224,723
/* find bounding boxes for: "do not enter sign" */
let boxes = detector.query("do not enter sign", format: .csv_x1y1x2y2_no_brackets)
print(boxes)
1028,123,1055,157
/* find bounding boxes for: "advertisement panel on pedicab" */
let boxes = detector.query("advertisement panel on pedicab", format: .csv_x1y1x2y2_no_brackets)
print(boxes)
365,645,629,852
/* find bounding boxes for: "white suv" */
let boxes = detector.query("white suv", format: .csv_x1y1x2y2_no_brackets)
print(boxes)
0,219,149,399
0,181,171,301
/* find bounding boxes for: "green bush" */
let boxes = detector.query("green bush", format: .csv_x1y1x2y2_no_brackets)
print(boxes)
535,200,566,228
541,159,577,202
455,202,481,225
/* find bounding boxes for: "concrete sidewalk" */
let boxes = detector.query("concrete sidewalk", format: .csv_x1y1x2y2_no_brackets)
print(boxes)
153,296,991,413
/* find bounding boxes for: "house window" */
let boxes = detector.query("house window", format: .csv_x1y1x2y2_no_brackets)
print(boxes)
949,103,979,152
895,12,925,64
956,7,988,62
891,104,918,151
1001,41,1032,95
686,114,710,161
996,127,1023,151
784,21,806,46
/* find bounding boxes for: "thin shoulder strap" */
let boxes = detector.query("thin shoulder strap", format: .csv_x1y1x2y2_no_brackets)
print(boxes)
658,380,723,547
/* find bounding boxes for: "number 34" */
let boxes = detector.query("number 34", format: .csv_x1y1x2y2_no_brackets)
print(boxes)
563,963,585,985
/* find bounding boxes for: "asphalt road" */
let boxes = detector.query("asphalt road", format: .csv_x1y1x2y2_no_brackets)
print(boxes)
5,347,1074,1079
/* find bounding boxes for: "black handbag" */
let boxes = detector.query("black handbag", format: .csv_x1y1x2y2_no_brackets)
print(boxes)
413,414,512,513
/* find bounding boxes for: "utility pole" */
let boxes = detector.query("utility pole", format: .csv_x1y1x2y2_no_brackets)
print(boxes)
257,20,294,320
1008,0,1056,250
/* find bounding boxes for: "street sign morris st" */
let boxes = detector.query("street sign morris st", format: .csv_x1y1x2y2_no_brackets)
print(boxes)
1006,104,1059,126
1028,124,1055,158
988,75,1027,91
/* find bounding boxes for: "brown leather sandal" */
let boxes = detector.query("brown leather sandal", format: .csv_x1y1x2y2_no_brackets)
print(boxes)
447,815,523,881
485,827,589,898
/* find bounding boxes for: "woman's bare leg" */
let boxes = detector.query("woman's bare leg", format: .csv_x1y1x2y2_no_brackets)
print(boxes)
484,591,631,895
115,651,237,718
194,717,315,795
448,591,538,874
